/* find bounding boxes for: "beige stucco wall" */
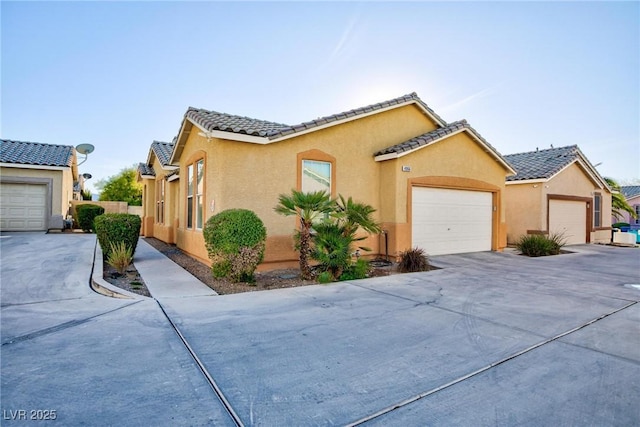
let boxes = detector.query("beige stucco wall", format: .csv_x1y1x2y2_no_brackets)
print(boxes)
505,162,612,244
0,166,71,218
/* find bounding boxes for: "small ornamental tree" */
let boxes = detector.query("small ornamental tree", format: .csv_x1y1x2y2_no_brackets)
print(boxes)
203,209,267,283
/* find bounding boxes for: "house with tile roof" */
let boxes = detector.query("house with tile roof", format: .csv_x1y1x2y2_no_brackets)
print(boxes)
1,139,79,231
138,140,179,243
503,145,612,245
138,92,516,268
616,185,640,228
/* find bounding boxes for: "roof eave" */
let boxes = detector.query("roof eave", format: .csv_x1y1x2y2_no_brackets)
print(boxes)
506,178,549,185
0,162,70,171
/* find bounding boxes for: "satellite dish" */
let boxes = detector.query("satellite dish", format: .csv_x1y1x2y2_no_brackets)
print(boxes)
82,173,92,180
76,144,95,155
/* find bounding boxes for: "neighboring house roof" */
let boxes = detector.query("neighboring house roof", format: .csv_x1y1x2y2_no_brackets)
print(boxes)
138,162,155,177
171,92,448,163
373,119,515,174
621,185,640,199
504,145,609,189
147,140,175,167
0,139,75,167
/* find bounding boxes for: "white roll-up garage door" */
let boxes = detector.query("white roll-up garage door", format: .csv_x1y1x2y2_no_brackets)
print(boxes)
0,183,47,231
412,187,493,256
548,199,587,245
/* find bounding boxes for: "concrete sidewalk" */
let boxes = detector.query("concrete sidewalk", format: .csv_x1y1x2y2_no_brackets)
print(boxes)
1,233,234,426
133,238,217,300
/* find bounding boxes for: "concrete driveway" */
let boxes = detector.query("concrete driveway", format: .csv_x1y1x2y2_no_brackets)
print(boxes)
2,233,639,426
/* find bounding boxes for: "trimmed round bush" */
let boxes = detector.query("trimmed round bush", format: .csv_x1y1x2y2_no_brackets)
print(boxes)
76,204,105,232
94,213,141,259
203,209,266,283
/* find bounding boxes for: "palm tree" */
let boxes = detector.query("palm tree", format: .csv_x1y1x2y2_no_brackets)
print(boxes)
274,190,334,279
334,195,381,237
605,177,637,221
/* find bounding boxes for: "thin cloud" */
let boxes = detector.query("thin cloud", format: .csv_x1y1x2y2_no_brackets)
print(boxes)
329,14,359,62
440,86,498,114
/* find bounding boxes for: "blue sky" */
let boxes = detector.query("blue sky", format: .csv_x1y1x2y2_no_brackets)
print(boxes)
2,1,638,193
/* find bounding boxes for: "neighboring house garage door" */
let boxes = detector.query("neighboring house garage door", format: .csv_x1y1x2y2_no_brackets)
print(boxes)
549,199,586,245
412,187,492,256
0,183,47,231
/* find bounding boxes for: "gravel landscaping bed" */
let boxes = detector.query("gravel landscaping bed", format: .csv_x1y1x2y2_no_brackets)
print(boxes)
143,237,399,295
103,237,416,296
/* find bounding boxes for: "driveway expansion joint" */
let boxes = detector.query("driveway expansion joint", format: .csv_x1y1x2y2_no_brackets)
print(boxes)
345,300,638,426
1,300,141,346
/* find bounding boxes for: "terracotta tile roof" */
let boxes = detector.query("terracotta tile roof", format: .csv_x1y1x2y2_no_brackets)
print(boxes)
138,162,155,177
621,185,640,199
504,145,581,181
150,141,174,166
374,120,507,165
186,92,446,141
0,139,74,167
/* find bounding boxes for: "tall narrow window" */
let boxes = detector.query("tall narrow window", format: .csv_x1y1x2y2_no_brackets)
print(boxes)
593,193,602,228
635,205,640,225
196,159,204,229
301,160,331,193
156,179,165,224
187,164,194,229
186,159,204,230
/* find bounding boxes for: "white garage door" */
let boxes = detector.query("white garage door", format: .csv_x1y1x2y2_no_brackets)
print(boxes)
0,183,47,231
412,187,492,256
549,199,586,245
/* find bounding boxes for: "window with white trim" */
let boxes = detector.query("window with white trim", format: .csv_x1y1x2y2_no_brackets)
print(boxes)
156,179,165,224
186,159,204,230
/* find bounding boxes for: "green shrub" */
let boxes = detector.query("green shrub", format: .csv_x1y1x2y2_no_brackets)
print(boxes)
317,271,333,284
311,222,353,281
94,213,141,259
203,209,266,283
516,233,566,257
339,259,371,281
76,204,105,232
107,241,133,275
398,247,430,273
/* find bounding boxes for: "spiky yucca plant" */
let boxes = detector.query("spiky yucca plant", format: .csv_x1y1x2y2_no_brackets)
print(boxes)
397,247,430,273
107,241,133,275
